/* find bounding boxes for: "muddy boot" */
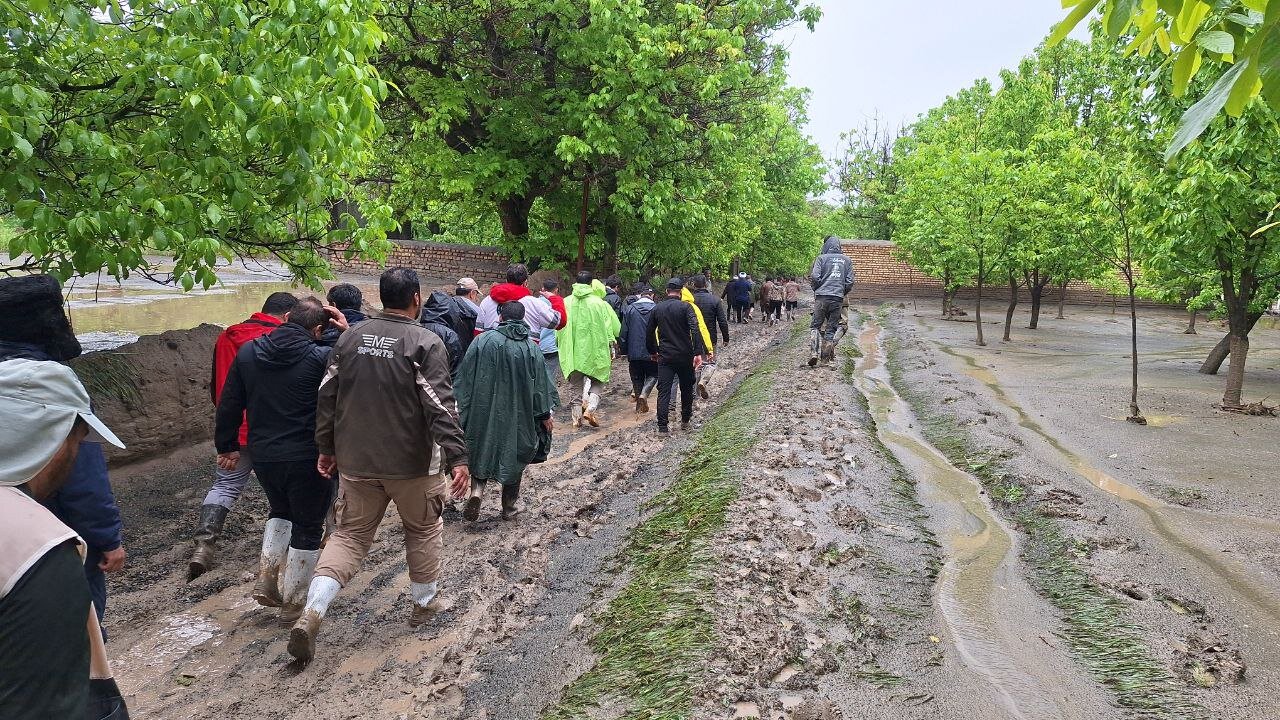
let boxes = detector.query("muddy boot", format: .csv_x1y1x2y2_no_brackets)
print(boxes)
463,479,485,521
188,504,229,581
408,581,439,628
288,575,340,662
680,419,690,431
808,330,820,367
252,518,291,608
500,483,522,521
635,396,648,413
279,547,320,624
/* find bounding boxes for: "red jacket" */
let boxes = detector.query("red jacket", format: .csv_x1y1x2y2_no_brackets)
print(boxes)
211,312,281,447
544,292,568,330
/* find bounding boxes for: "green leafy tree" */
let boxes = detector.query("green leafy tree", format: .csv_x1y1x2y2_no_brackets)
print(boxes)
1,0,392,288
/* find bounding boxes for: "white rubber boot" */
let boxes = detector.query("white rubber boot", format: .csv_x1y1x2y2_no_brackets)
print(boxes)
288,575,340,662
278,548,320,623
253,518,291,607
409,580,439,628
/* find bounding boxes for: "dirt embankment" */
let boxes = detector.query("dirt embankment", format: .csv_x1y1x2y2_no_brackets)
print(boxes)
71,324,221,466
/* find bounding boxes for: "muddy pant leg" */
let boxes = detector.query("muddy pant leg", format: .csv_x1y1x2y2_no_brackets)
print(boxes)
386,473,447,584
673,361,696,421
654,362,677,430
276,460,336,551
628,359,647,397
641,360,658,398
543,353,562,409
699,362,717,388
812,297,842,340
585,376,601,412
315,474,392,586
202,447,254,509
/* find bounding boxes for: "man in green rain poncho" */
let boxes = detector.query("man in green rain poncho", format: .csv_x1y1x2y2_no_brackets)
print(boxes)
557,271,622,428
456,301,557,521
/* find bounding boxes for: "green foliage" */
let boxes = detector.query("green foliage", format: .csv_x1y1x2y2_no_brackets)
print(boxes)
0,0,394,288
1051,0,1280,157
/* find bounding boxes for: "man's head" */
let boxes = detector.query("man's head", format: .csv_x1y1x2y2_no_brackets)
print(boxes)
634,283,653,298
0,359,125,499
380,267,421,313
0,274,82,361
498,301,527,323
285,297,330,340
456,277,480,300
738,272,747,280
605,275,621,291
261,292,299,318
691,275,708,290
666,277,684,296
326,283,362,312
576,270,593,285
506,264,530,286
542,278,559,294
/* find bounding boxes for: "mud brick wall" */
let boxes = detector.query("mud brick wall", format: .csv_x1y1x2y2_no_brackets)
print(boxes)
842,240,1172,309
329,240,511,283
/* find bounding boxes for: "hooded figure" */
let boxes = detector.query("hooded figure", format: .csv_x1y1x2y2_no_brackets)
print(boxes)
680,287,714,357
419,291,463,376
558,276,621,427
455,302,556,521
809,235,856,365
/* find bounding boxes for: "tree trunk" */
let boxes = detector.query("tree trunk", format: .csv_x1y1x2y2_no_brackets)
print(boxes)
497,196,533,239
1003,269,1019,342
1223,334,1250,408
975,273,986,346
1200,311,1263,375
577,178,591,273
941,287,950,317
1028,286,1043,328
1127,281,1142,420
1184,309,1198,335
1056,280,1067,319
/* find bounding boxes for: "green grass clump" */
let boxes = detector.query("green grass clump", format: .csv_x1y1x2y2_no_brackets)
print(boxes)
545,354,781,720
73,352,142,408
881,319,1203,719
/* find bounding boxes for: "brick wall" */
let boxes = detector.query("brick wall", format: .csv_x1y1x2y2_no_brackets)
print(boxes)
842,239,1171,309
329,240,511,283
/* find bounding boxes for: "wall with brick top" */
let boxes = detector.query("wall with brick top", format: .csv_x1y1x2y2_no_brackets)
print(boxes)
842,239,1172,309
329,240,511,283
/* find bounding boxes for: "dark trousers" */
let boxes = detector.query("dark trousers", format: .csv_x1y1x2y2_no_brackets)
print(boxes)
732,301,748,323
253,459,338,550
628,358,657,397
655,359,696,428
769,300,784,318
811,296,843,339
84,548,106,626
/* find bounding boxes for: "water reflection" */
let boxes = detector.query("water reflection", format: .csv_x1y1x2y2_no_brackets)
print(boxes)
67,281,299,337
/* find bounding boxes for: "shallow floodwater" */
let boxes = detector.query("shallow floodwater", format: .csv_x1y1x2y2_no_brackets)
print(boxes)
65,280,299,338
855,320,1097,720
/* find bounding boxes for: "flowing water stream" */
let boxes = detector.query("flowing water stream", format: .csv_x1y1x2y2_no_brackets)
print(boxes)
854,321,1099,720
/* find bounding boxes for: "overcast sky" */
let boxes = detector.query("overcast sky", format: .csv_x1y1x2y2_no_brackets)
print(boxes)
778,1,1086,160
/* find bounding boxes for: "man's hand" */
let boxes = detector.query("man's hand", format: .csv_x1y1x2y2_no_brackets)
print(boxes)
450,464,471,500
99,546,126,573
543,416,554,432
326,305,350,333
317,454,337,479
216,451,239,471
694,355,705,371
650,353,660,363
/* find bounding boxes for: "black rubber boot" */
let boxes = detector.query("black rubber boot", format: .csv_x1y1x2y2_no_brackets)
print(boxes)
501,482,521,521
188,504,229,581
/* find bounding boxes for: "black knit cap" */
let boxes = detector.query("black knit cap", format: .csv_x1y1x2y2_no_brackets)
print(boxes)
0,275,82,361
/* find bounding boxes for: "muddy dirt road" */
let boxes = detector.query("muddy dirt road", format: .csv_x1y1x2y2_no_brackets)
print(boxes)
97,302,1275,720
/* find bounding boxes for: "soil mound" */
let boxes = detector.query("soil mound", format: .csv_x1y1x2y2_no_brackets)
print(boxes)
71,324,221,466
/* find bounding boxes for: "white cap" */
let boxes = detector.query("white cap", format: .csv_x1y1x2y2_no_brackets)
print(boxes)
738,272,747,279
0,359,125,487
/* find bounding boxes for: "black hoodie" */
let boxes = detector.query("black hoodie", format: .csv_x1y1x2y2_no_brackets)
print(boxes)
214,322,331,460
419,291,463,375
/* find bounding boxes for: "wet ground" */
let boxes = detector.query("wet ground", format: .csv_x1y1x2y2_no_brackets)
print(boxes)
93,299,1280,719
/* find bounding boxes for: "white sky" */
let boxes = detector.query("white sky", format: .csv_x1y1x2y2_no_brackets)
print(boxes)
778,1,1089,159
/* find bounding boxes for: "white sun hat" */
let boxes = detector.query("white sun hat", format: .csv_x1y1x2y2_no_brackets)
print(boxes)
0,358,125,487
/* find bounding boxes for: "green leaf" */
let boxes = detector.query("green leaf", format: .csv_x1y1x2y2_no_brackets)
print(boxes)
1166,59,1250,161
1172,44,1202,97
1050,0,1102,46
1196,30,1235,54
1105,0,1140,37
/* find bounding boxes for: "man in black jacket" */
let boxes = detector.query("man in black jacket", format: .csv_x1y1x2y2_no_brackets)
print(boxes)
603,275,625,320
215,297,347,622
645,278,708,434
322,284,367,346
689,274,729,399
420,290,463,376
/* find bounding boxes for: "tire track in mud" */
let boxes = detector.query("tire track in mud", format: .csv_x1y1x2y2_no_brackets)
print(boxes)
854,319,1108,720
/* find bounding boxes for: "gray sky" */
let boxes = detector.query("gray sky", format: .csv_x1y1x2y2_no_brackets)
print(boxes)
779,1,1087,160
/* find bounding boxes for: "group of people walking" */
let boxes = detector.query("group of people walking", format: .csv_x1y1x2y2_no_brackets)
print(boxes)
721,273,802,325
0,235,856,718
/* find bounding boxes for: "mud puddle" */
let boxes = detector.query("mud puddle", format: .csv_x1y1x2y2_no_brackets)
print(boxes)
936,343,1280,633
854,321,1102,719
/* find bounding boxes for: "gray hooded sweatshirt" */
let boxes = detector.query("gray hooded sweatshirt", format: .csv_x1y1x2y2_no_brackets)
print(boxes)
810,236,855,299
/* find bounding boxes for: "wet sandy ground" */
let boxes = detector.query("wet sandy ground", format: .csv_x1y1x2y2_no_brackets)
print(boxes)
889,302,1280,718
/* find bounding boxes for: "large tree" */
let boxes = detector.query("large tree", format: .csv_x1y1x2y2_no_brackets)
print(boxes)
1,0,392,288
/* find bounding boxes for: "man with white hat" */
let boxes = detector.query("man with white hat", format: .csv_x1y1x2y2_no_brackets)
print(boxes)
0,358,127,718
